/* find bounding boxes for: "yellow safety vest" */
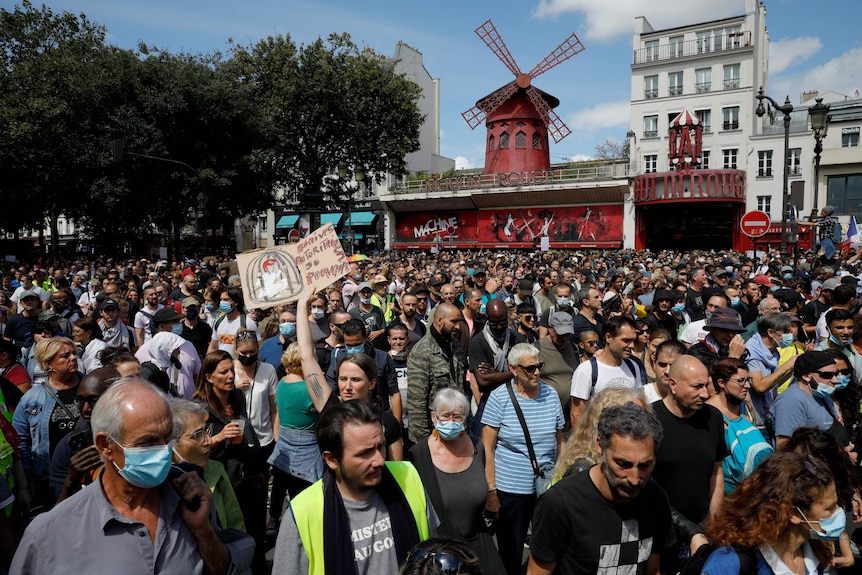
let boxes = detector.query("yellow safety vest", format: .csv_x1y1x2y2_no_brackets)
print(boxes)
290,461,429,575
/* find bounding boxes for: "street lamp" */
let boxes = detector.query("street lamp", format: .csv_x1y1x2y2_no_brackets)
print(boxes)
335,164,364,255
755,87,794,258
808,97,831,211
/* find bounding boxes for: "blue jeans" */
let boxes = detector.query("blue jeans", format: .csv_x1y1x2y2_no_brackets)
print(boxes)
820,237,836,259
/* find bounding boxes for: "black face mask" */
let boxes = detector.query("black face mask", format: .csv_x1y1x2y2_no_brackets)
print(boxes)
237,353,258,366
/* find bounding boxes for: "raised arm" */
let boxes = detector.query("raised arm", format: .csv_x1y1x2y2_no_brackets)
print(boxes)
297,294,333,412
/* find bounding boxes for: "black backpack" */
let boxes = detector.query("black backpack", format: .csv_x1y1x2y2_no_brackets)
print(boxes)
140,360,171,395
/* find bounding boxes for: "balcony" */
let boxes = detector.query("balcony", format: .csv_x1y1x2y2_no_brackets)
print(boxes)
644,89,658,99
723,79,740,90
633,31,752,64
722,121,739,130
702,125,712,134
669,86,683,96
695,82,711,93
643,130,659,139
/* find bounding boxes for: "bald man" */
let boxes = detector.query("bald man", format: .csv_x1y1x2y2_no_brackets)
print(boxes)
650,356,727,571
406,302,467,442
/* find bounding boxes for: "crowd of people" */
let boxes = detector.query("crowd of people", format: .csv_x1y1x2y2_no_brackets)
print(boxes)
1,240,862,574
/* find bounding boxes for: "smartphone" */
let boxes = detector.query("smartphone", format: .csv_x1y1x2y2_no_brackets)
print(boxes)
68,429,94,454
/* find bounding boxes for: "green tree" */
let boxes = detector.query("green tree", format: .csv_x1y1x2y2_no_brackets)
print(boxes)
230,33,424,204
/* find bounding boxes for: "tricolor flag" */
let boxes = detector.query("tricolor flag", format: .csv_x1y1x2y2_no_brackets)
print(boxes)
843,216,861,249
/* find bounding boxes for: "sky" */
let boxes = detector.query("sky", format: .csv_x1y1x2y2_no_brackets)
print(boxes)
21,0,862,170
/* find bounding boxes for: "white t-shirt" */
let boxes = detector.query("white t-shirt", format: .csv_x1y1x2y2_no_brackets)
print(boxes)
134,304,164,344
238,361,279,447
680,319,708,346
570,357,641,401
211,314,259,356
11,285,42,304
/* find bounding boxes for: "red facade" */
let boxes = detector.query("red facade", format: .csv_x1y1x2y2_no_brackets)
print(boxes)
483,89,553,174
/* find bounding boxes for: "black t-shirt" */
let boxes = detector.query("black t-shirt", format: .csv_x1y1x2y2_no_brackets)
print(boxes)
800,299,830,327
651,400,727,523
181,320,213,360
321,394,402,446
5,313,37,347
573,313,605,348
686,288,706,321
644,312,680,340
530,468,676,574
537,306,575,328
48,385,80,458
467,329,518,400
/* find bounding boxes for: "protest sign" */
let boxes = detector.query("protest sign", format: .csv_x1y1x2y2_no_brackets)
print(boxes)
236,223,350,308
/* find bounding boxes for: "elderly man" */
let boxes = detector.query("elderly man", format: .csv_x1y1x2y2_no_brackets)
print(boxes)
406,302,466,442
11,378,249,574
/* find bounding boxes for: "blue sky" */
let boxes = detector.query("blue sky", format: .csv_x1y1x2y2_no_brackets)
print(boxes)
24,0,862,169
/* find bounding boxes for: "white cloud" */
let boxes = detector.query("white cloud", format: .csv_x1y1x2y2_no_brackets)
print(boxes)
771,47,862,103
566,100,631,133
455,155,479,169
769,37,822,74
532,0,744,41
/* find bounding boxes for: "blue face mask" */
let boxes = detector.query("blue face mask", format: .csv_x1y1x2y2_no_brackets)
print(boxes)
435,420,465,440
769,285,780,292
279,322,296,338
798,506,846,541
557,297,571,309
466,268,475,277
829,333,852,348
110,439,173,488
205,303,215,312
835,374,851,390
218,301,233,314
774,332,794,348
811,380,837,399
783,273,793,280
597,283,605,290
170,323,183,336
346,344,365,355
672,303,685,313
730,297,741,307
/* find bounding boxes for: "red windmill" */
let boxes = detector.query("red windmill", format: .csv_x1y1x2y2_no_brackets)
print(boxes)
462,19,585,175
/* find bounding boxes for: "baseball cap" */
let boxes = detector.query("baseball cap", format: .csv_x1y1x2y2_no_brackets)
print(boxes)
99,298,119,311
822,278,842,291
153,307,182,323
548,312,574,335
358,282,373,293
372,274,388,285
18,289,39,300
793,351,835,378
182,296,200,308
752,275,776,288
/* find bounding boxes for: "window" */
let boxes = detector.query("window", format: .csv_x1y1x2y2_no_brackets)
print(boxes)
669,36,684,58
723,64,740,89
259,216,268,232
758,150,773,177
757,195,771,215
643,115,659,139
644,155,658,174
789,148,801,175
843,128,860,147
489,135,495,151
500,132,509,149
827,175,862,215
722,106,740,130
724,26,742,49
644,75,658,99
695,68,711,93
645,40,659,62
515,131,526,149
532,133,541,149
723,148,738,169
700,150,710,169
697,31,712,53
669,72,683,96
696,109,712,133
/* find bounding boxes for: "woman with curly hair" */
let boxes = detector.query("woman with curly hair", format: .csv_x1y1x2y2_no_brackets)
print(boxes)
702,451,839,574
551,385,648,483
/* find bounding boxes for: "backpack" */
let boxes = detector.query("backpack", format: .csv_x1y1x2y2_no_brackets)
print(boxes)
677,544,757,575
831,219,844,243
724,414,774,486
140,360,171,395
589,355,646,389
138,309,157,337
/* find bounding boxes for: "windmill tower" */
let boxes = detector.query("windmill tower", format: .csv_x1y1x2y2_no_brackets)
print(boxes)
462,20,585,175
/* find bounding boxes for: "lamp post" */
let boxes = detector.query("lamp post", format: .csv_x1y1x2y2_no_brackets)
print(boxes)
808,97,831,212
336,164,364,255
755,87,794,258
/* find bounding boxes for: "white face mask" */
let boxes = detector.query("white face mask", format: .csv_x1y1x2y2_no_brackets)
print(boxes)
311,308,326,320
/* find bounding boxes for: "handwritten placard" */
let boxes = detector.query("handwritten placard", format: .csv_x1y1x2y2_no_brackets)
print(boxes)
237,224,350,308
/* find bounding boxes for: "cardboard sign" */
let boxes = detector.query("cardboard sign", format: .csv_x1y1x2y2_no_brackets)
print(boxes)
236,223,350,308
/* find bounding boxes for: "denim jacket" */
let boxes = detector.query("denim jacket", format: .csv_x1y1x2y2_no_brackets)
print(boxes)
12,383,58,480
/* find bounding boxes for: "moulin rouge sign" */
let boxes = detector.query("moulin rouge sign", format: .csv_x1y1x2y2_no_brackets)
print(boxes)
421,170,553,192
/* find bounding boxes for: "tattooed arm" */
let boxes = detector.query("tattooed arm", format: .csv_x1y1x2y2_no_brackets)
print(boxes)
297,294,333,412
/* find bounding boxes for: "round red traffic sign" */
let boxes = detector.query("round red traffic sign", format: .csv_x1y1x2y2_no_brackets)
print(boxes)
740,210,770,238
287,229,300,243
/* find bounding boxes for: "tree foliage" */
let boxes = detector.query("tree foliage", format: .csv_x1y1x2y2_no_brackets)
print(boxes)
593,138,628,161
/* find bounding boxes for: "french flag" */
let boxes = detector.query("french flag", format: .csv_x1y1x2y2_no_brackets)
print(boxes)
843,216,861,249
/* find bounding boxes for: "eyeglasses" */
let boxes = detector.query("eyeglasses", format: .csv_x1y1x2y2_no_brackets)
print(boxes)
585,340,600,347
726,377,753,385
516,362,544,373
814,371,838,379
521,315,536,321
405,548,466,575
183,427,212,443
637,329,650,335
75,395,99,408
487,320,508,328
434,412,466,423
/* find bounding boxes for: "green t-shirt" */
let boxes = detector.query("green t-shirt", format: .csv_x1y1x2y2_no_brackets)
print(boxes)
275,378,319,430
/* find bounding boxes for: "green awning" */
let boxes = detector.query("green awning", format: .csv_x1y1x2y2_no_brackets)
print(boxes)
344,211,377,227
275,215,299,229
320,213,342,227
338,233,364,240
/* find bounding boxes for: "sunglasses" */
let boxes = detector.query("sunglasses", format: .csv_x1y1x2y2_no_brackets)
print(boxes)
521,315,536,321
75,396,99,408
405,548,466,575
726,377,754,385
517,362,544,373
637,329,650,335
585,340,600,347
814,371,838,379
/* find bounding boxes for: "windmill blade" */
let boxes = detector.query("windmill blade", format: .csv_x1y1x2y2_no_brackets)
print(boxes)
462,81,519,129
526,86,571,143
528,33,585,79
474,19,521,77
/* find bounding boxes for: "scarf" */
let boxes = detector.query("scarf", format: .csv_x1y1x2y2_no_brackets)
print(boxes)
482,323,511,372
322,465,419,575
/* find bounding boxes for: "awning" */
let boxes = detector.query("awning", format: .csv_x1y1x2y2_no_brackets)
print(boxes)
275,215,299,229
344,211,377,227
320,213,342,227
339,233,364,240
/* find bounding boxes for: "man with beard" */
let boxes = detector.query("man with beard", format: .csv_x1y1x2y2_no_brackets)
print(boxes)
406,303,466,442
467,299,519,436
527,403,674,575
643,290,679,340
394,293,425,350
536,283,575,339
651,356,726,573
538,312,579,414
386,324,412,449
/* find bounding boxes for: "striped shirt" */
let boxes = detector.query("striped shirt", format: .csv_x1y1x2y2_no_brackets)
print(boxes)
482,381,564,494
